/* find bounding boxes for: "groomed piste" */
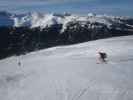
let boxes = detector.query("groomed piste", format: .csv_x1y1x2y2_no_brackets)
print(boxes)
0,35,133,100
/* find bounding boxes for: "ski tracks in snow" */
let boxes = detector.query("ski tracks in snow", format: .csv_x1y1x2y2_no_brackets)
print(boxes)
52,79,69,100
71,79,96,100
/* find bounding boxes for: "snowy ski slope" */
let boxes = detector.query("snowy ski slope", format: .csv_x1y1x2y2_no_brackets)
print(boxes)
0,35,133,100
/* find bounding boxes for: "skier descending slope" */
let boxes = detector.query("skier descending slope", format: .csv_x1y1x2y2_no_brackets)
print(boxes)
97,51,107,63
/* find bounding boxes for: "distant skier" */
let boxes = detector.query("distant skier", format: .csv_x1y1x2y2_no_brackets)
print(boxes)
98,51,107,63
17,56,21,67
18,61,21,66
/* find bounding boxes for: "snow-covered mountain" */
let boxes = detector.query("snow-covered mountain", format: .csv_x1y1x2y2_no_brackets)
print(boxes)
0,35,133,100
0,11,133,59
0,11,133,32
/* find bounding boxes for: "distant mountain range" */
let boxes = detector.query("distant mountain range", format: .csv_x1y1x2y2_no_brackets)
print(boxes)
0,11,133,59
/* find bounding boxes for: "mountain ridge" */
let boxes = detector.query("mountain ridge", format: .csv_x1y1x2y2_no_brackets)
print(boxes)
0,11,133,59
0,11,133,31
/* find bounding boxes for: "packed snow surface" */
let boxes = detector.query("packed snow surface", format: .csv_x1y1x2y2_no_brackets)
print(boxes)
0,35,133,100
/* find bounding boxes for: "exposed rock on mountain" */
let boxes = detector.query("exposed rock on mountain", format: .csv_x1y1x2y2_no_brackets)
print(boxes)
0,11,133,59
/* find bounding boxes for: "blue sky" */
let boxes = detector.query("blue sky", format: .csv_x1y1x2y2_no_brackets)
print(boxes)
0,0,133,16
